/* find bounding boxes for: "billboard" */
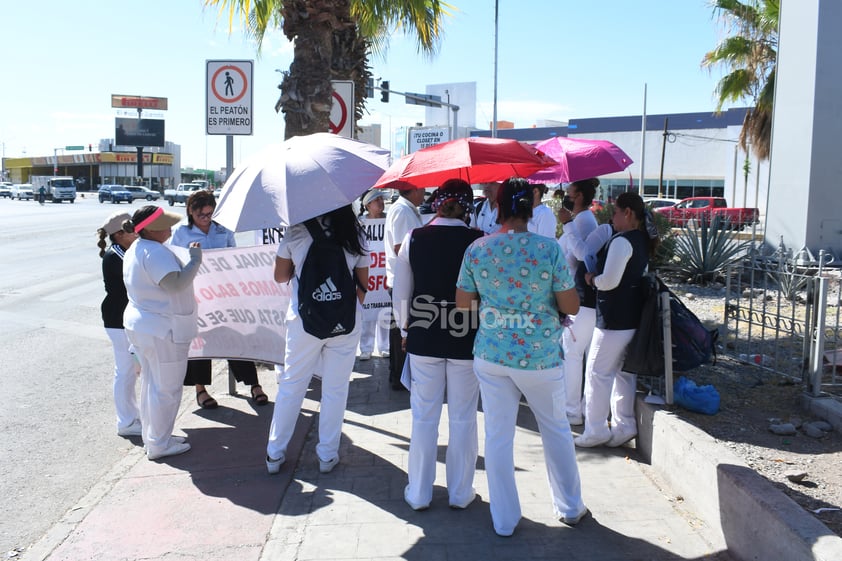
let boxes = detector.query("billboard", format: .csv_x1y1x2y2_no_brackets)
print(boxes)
115,118,165,147
407,126,449,153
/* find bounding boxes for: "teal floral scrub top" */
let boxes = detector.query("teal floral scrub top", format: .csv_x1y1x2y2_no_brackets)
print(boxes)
457,231,574,370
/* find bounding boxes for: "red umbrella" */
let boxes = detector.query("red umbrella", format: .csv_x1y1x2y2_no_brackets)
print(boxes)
372,137,557,189
527,136,633,184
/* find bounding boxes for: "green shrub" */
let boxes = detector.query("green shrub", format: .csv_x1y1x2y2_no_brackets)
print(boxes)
671,215,751,284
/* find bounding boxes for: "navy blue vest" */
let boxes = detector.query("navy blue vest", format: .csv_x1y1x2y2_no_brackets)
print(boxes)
574,261,597,309
406,225,483,359
595,229,649,330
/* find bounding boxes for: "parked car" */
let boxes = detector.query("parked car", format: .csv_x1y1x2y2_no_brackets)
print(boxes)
11,184,34,200
0,182,12,198
125,185,161,201
653,196,759,229
644,197,682,209
98,185,134,204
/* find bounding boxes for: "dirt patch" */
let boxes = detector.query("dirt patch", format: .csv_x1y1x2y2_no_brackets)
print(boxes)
669,304,842,537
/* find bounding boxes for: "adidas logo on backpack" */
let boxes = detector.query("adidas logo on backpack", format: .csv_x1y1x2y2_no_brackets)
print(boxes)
298,219,357,339
312,278,343,302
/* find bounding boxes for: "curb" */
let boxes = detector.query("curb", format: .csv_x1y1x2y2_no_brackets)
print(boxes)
636,396,842,561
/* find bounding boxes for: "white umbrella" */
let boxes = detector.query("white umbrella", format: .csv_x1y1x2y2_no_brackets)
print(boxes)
213,133,391,232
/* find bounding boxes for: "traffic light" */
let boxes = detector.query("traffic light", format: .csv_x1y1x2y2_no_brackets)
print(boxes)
365,77,374,98
380,81,389,103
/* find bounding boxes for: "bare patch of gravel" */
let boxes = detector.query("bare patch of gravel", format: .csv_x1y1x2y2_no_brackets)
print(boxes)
663,279,842,537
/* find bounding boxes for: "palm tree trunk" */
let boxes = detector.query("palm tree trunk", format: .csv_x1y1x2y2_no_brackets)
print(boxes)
279,0,352,139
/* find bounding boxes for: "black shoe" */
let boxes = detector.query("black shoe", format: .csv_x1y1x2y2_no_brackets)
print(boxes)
390,380,407,391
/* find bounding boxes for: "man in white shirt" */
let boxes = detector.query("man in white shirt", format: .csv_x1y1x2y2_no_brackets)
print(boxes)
384,186,425,390
472,182,501,235
528,183,558,238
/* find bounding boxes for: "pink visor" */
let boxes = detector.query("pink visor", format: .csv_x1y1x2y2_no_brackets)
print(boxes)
134,207,164,233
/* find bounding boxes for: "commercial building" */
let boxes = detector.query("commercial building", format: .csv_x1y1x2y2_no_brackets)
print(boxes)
471,107,770,214
2,139,181,192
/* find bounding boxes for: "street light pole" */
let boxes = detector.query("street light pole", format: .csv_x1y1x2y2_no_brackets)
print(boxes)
492,0,499,138
53,148,61,176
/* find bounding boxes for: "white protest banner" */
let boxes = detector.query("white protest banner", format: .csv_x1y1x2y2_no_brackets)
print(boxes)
184,244,290,364
361,217,389,323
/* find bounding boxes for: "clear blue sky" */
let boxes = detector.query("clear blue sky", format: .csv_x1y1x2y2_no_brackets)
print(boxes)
0,0,733,171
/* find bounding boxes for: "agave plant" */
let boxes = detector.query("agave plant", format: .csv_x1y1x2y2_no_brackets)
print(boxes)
673,215,751,283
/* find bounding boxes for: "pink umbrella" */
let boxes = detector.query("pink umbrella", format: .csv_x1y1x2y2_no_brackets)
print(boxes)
527,136,633,184
372,137,557,189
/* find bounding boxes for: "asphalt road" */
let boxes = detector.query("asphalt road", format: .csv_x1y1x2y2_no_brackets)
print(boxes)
0,195,192,554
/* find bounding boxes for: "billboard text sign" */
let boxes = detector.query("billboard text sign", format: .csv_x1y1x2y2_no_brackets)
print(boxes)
115,118,165,147
206,60,254,135
111,95,168,110
408,126,449,153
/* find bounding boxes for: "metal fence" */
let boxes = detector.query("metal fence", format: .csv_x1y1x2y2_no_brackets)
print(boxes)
723,248,842,398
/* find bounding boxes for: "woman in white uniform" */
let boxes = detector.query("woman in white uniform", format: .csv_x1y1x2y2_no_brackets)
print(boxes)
266,205,368,475
123,205,203,461
392,179,483,511
575,192,660,448
171,190,267,408
456,177,586,536
556,178,612,426
357,189,390,360
97,211,140,436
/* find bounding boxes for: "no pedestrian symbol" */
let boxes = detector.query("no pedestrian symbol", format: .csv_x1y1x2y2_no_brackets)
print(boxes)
206,60,253,136
330,80,354,138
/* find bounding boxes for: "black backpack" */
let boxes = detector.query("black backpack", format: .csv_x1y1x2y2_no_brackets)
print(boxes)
297,219,357,339
623,274,718,376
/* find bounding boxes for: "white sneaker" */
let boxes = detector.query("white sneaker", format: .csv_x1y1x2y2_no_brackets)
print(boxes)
266,454,285,475
404,485,430,511
378,351,390,358
607,429,636,448
449,490,476,510
358,352,372,361
573,432,611,448
560,507,589,525
319,456,339,474
117,419,142,437
147,442,191,460
566,414,584,426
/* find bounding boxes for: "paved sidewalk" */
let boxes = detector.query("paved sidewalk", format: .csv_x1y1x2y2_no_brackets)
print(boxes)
25,357,731,561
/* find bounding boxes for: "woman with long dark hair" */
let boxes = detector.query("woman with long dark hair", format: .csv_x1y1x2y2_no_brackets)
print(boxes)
575,192,660,448
266,205,368,475
456,177,586,536
97,211,140,436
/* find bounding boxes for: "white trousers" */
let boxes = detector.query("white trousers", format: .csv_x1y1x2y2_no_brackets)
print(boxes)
267,313,361,463
582,328,637,438
105,327,140,431
126,329,188,457
358,316,389,355
561,306,596,419
473,358,585,536
405,354,479,508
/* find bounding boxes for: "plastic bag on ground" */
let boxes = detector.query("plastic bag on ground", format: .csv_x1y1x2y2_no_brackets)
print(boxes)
674,375,720,415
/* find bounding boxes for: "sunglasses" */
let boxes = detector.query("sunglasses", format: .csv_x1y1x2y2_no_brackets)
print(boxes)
193,209,215,219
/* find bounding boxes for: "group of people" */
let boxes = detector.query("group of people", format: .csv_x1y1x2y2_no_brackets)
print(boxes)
97,191,268,460
96,175,659,536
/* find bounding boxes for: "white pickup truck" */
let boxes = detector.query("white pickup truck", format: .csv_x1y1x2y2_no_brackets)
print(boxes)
163,183,204,206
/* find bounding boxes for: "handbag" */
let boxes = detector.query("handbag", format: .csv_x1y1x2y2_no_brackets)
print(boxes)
622,273,665,377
